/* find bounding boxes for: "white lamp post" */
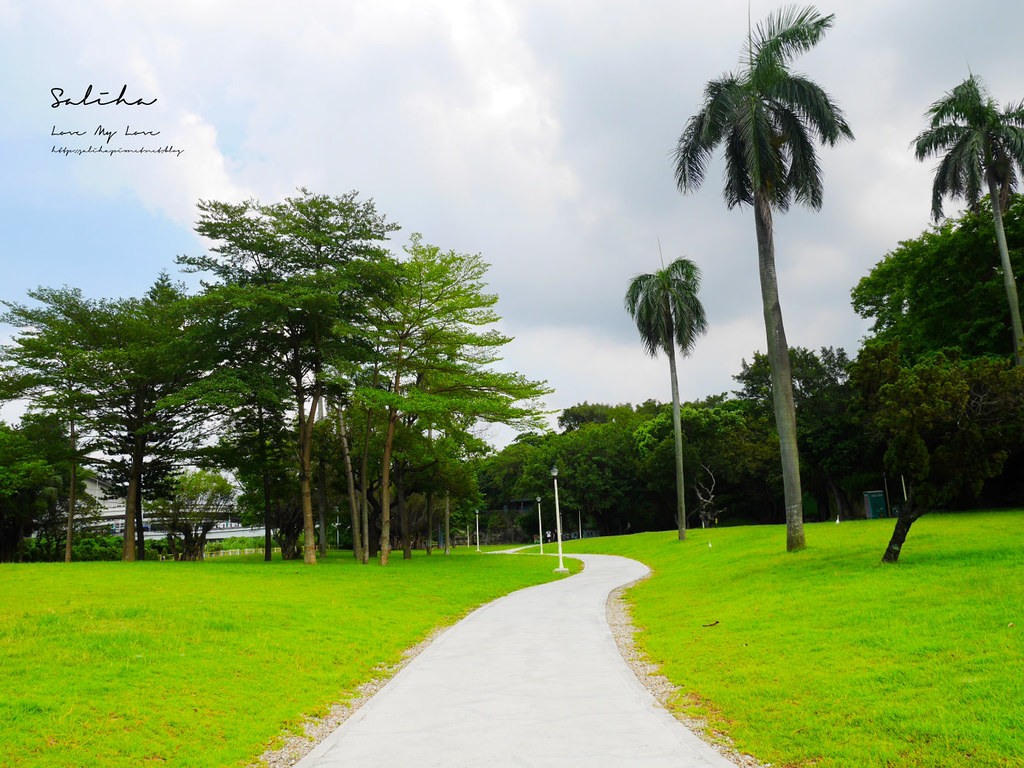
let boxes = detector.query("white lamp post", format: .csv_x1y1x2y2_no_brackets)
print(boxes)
475,509,480,552
550,467,568,574
536,496,544,554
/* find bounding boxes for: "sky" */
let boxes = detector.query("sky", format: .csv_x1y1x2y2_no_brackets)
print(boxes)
2,0,1023,446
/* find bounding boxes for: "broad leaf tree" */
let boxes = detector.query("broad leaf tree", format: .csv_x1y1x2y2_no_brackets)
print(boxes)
150,470,235,561
914,75,1024,366
357,236,548,565
673,5,853,551
180,189,398,564
852,197,1024,362
852,344,1024,562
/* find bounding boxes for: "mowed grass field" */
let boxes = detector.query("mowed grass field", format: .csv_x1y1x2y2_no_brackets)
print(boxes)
555,511,1024,768
0,549,576,768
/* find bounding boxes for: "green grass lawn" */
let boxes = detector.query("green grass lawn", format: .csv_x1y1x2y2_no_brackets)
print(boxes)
0,549,575,768
556,511,1024,768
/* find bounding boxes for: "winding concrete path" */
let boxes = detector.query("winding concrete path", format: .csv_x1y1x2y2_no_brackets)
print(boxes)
297,553,734,768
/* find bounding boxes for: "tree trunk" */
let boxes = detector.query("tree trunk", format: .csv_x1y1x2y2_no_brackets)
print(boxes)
666,338,687,541
257,405,272,562
317,451,328,556
359,396,375,565
135,491,145,561
297,387,319,565
379,409,398,566
882,510,923,563
987,177,1024,367
426,490,433,555
337,406,363,562
262,466,273,561
64,420,76,563
754,191,805,552
444,491,451,556
122,442,143,562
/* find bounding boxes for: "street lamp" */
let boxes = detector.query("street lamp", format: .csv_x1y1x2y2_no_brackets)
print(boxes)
550,467,568,574
536,496,544,555
475,509,480,552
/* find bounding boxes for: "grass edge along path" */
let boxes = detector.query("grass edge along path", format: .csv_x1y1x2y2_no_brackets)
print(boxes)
555,511,1024,768
0,549,578,768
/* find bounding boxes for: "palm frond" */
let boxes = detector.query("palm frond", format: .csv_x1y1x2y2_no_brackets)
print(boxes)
723,125,754,208
674,75,742,193
776,107,824,209
772,74,853,145
749,6,834,75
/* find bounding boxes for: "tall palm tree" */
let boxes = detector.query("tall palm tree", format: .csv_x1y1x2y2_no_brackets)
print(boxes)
914,74,1024,367
673,5,852,552
625,255,708,540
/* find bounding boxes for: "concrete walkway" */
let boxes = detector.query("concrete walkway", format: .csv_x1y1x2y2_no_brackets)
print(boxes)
297,553,734,768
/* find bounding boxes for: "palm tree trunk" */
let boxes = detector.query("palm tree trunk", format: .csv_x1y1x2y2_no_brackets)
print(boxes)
987,178,1024,367
754,192,806,552
666,342,687,540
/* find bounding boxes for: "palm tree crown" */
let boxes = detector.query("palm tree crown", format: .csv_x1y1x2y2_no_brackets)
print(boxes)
914,74,1024,220
673,5,853,210
624,257,708,360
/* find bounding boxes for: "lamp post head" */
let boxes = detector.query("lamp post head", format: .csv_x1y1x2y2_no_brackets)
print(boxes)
550,466,558,478
536,496,541,503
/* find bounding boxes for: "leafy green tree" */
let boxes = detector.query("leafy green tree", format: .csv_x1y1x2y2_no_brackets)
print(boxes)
357,236,548,565
852,344,1024,562
180,189,398,565
88,275,203,561
1,287,99,562
736,347,880,519
914,75,1024,366
149,470,235,561
852,197,1024,361
624,257,708,540
0,421,59,561
673,5,853,551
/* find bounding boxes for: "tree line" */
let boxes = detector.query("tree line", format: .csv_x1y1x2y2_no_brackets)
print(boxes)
1,189,548,563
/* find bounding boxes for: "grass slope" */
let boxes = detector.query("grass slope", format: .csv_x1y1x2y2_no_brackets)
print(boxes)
0,549,574,768
558,512,1024,768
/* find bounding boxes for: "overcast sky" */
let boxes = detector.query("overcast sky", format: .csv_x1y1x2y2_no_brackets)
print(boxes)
3,0,1023,445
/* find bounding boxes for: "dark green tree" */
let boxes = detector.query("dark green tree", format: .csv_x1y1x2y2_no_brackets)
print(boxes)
914,75,1024,366
852,344,1024,562
87,274,203,561
852,197,1024,362
673,5,853,551
0,420,60,562
1,287,98,562
735,347,880,519
624,256,708,540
